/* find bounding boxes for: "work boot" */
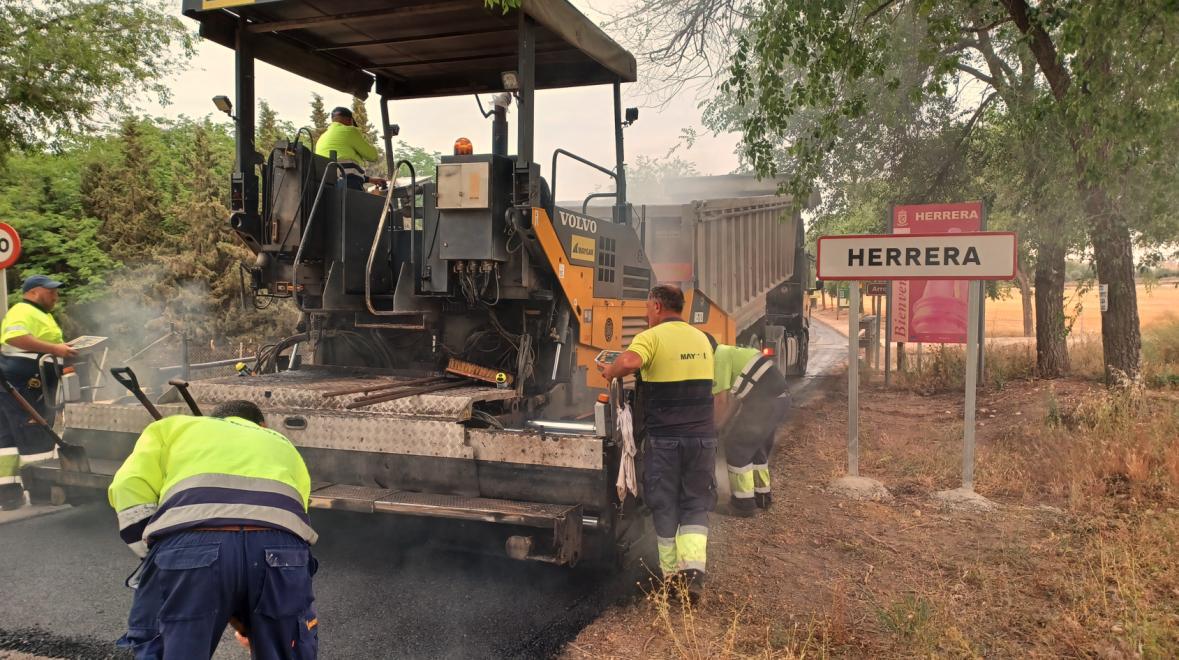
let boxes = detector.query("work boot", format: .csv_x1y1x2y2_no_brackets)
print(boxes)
728,496,757,518
677,569,705,607
0,485,25,511
755,492,773,510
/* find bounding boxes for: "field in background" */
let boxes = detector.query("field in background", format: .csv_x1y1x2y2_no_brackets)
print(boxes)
818,281,1179,338
985,280,1179,337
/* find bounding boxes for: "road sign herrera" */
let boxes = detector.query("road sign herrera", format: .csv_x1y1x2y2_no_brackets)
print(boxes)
816,232,1017,281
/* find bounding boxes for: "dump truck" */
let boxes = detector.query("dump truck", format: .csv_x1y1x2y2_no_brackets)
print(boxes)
590,174,813,376
22,0,809,567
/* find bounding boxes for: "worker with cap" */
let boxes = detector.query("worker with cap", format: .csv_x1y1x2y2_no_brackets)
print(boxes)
0,275,78,510
314,105,385,191
597,284,716,602
109,399,319,659
706,335,790,516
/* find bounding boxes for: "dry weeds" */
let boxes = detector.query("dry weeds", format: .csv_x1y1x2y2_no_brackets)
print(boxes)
565,348,1179,658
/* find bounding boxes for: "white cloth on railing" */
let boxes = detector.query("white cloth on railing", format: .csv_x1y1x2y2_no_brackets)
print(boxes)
615,402,638,502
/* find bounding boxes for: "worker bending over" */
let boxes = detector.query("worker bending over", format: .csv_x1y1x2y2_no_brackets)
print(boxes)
109,400,319,660
708,336,790,515
314,106,385,190
0,275,78,510
598,285,716,602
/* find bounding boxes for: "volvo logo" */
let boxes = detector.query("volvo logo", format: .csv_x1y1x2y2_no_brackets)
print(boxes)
558,210,597,234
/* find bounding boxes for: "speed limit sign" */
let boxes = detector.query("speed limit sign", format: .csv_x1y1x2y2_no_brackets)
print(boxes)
0,223,20,270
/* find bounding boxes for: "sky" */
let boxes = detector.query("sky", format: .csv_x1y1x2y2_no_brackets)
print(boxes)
144,0,742,201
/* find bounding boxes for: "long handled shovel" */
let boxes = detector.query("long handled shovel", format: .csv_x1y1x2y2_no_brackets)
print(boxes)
0,378,91,473
109,367,162,421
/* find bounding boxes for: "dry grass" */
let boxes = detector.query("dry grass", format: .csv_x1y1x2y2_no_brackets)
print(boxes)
985,282,1179,337
568,331,1179,659
893,317,1179,393
639,580,833,659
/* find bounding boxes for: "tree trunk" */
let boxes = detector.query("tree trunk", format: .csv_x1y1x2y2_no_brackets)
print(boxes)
1015,262,1034,337
1001,0,1142,383
1034,239,1069,378
1084,183,1142,383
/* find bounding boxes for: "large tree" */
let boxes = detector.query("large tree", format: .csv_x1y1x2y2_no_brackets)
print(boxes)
0,0,192,160
723,0,1179,382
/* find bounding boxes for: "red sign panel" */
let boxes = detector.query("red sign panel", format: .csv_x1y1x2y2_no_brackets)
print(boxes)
890,202,983,344
0,223,21,270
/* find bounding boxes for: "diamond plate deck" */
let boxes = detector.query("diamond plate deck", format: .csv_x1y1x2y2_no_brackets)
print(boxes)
64,404,602,470
174,367,517,419
308,484,397,513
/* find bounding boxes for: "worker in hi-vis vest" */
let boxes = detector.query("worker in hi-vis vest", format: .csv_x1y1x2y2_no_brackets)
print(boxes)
109,400,319,660
314,105,385,191
598,284,716,604
707,334,790,516
0,275,78,510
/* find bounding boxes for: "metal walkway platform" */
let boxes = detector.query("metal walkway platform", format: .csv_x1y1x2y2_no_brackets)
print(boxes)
21,460,584,565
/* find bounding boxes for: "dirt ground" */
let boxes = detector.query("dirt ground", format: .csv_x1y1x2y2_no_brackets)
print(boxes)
815,281,1179,338
562,376,1179,659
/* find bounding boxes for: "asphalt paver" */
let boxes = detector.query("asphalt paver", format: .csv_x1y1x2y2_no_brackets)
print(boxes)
0,319,842,659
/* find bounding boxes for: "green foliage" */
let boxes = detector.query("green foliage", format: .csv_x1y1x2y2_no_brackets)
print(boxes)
351,97,379,148
483,0,521,13
392,141,441,180
0,0,193,159
84,118,167,262
309,93,329,142
257,100,295,155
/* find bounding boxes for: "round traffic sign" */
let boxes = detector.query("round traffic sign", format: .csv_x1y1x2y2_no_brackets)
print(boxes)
0,223,20,270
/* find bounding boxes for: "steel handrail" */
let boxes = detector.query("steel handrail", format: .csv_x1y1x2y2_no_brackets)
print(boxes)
365,159,417,317
292,161,347,290
550,148,615,216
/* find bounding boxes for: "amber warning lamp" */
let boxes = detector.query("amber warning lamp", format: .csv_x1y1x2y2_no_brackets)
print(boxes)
454,137,473,155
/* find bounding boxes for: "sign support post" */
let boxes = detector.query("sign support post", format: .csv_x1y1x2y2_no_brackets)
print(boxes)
884,283,892,385
817,230,1015,506
847,281,860,477
962,280,981,490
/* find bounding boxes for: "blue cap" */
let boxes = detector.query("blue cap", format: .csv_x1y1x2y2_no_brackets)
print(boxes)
21,275,63,293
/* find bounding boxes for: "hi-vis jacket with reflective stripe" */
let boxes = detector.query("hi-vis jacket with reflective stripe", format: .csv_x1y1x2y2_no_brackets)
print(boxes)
108,415,315,557
1,300,63,358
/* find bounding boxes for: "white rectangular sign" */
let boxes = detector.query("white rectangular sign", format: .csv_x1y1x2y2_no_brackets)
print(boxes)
817,232,1017,281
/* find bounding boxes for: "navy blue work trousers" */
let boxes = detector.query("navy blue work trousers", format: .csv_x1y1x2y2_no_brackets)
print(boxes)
119,529,318,660
642,435,718,538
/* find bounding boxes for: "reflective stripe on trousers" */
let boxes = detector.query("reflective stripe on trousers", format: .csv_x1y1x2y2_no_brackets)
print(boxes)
0,446,18,485
643,435,716,576
726,462,755,499
753,463,771,494
656,536,678,576
676,524,708,573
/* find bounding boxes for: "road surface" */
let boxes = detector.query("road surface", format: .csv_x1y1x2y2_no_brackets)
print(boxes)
0,319,844,660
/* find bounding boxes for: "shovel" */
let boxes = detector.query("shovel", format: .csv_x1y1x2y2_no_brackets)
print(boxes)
110,367,162,421
167,378,203,416
0,378,91,473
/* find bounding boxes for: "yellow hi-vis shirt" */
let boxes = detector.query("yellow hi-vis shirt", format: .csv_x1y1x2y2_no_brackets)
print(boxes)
109,415,315,557
626,320,715,437
712,345,761,395
314,122,378,164
1,300,63,357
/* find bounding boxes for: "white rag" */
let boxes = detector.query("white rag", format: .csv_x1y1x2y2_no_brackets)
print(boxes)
615,402,638,502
